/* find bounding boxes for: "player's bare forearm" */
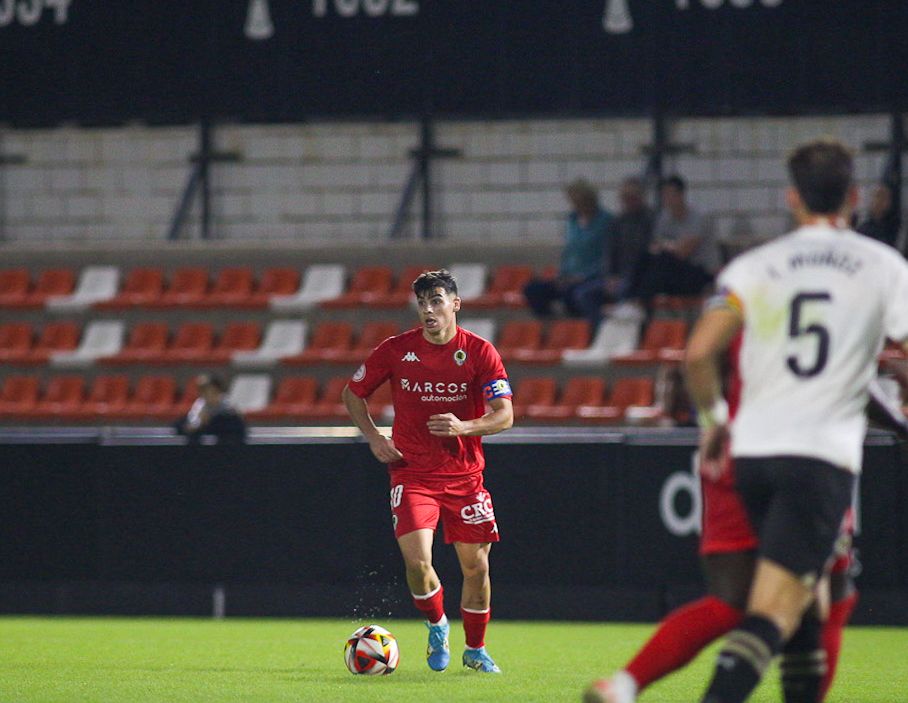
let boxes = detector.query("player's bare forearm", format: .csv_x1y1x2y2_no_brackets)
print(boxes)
342,385,381,440
427,399,513,437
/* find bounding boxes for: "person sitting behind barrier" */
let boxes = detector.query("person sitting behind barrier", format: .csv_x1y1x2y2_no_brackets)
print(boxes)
571,176,654,330
523,178,612,318
856,182,900,248
622,175,719,311
174,374,247,444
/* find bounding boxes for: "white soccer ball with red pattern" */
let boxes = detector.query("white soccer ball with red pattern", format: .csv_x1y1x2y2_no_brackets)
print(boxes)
344,624,400,675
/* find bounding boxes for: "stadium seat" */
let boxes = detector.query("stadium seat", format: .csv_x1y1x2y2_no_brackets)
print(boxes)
0,268,30,307
610,319,688,366
0,375,40,417
46,266,120,312
0,322,34,362
302,376,352,421
510,377,558,418
470,265,534,308
232,320,307,368
270,264,345,311
154,322,214,364
71,374,130,419
562,318,641,366
322,266,394,308
577,377,656,424
26,375,86,419
12,321,80,366
227,374,272,414
510,319,590,364
245,377,319,421
193,322,262,364
50,321,126,369
497,321,544,361
150,267,209,308
525,376,607,420
283,321,354,365
101,322,170,365
447,263,487,301
369,265,431,308
13,268,76,309
95,267,164,309
198,267,255,308
652,294,704,312
243,267,300,308
459,318,496,342
334,321,401,364
114,375,178,420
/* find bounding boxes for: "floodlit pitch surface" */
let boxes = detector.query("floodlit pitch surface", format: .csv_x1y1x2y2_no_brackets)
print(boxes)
0,617,904,702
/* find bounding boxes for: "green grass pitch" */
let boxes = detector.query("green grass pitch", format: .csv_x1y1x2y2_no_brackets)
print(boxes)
0,617,904,702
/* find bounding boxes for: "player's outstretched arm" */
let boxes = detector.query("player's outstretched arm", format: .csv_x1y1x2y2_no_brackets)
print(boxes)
427,398,513,438
342,384,403,463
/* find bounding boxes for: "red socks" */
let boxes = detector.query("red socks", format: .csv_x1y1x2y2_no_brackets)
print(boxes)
626,595,743,691
412,584,446,624
821,591,858,700
461,607,491,649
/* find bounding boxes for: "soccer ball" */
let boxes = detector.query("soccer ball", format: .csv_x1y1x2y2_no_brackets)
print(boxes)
344,624,400,675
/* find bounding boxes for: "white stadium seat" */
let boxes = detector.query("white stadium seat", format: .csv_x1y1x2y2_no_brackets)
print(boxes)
459,318,496,342
228,374,272,413
562,318,640,366
269,264,346,311
447,263,487,301
50,320,126,368
46,266,120,312
232,321,307,368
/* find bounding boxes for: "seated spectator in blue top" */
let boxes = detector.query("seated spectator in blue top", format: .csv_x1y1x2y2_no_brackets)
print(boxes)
856,182,900,248
571,176,654,330
623,175,718,308
524,178,612,318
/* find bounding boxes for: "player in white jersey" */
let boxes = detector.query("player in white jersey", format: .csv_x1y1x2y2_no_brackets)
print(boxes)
685,139,908,703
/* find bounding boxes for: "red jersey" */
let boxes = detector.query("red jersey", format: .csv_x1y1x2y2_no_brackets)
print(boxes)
347,326,512,480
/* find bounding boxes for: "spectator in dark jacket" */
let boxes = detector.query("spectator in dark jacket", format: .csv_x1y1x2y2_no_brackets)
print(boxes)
857,183,900,248
174,374,247,443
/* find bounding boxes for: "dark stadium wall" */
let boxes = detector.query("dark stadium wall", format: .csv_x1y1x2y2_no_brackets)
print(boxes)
1,439,905,623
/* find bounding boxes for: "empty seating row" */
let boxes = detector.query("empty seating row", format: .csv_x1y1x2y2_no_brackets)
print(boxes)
511,376,662,423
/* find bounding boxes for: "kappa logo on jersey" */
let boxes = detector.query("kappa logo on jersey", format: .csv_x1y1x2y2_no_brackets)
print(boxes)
401,352,421,362
460,491,496,525
482,378,512,401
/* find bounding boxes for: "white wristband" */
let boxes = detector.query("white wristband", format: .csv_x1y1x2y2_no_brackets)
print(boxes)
697,398,729,429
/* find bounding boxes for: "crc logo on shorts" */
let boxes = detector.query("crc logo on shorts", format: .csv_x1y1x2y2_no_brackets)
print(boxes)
461,491,496,525
482,378,512,401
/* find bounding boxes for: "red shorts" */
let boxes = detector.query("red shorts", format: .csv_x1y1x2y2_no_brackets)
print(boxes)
388,472,500,544
700,459,758,556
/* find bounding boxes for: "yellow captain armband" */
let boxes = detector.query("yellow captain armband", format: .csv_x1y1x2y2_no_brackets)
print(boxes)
696,398,729,429
705,287,743,316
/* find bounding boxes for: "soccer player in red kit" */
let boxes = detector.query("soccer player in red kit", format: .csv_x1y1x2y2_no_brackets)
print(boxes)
342,269,513,674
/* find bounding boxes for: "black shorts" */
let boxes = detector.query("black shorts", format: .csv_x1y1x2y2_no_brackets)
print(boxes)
734,456,855,585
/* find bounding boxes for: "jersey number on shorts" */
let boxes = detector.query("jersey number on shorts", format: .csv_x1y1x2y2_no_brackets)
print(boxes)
787,291,831,378
390,484,403,509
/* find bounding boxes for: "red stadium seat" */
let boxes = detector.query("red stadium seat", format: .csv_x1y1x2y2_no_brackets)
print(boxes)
511,320,590,364
332,321,401,364
471,265,534,308
368,265,431,308
193,322,262,364
113,375,178,420
199,267,255,307
526,376,606,420
12,268,76,309
511,377,558,419
0,375,40,417
284,321,355,365
611,320,688,366
0,322,34,362
71,375,130,419
244,267,301,308
322,266,394,309
301,376,352,421
497,321,544,362
578,377,656,423
27,375,86,419
652,294,704,312
101,322,170,365
150,267,209,308
246,377,319,421
155,322,215,364
0,268,30,307
95,267,164,309
13,321,80,366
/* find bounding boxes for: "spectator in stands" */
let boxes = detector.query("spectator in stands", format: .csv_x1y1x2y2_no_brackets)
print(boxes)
174,374,247,444
523,178,612,318
857,182,900,248
619,175,719,314
571,176,654,330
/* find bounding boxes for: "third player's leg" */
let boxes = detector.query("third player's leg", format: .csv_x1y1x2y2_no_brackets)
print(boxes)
454,541,491,610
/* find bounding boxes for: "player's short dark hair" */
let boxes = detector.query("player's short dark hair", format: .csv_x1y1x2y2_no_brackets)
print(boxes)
787,139,854,214
412,269,458,297
659,175,686,192
197,373,225,393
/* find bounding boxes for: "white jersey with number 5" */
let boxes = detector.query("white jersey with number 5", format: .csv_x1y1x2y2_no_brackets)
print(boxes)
718,223,908,473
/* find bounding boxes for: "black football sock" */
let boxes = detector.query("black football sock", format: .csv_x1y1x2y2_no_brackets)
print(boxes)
780,614,826,703
701,615,782,703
